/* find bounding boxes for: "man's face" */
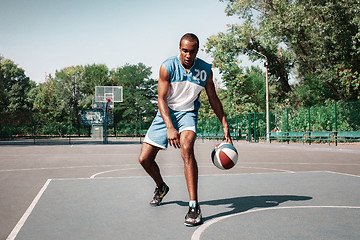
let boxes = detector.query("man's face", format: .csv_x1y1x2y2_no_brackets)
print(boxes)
179,40,199,69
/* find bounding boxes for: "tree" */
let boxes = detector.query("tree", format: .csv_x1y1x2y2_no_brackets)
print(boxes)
207,0,360,106
0,58,35,113
80,64,112,109
33,66,85,126
110,63,157,134
206,18,295,104
33,76,62,122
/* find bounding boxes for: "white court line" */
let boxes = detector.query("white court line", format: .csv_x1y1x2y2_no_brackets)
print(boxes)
240,162,360,166
90,168,141,178
191,205,360,240
237,166,295,173
88,164,295,179
6,171,357,240
89,164,185,178
324,171,360,178
0,164,138,172
2,161,359,173
6,179,52,240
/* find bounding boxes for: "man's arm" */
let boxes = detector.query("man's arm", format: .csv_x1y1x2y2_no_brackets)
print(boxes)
205,71,233,144
157,65,181,148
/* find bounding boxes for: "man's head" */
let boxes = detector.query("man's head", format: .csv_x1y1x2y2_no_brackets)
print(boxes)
179,33,199,69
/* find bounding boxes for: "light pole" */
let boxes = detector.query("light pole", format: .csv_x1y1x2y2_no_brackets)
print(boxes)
253,50,270,141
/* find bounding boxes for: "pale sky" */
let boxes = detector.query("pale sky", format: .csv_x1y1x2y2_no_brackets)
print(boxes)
0,0,255,84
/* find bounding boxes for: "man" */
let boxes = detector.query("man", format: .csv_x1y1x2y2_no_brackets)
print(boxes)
138,33,232,227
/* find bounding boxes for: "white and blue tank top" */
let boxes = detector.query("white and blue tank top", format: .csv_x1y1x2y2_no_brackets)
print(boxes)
162,56,212,112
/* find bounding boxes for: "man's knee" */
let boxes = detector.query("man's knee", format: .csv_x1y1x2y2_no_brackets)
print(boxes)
181,141,193,154
138,153,148,167
138,143,159,167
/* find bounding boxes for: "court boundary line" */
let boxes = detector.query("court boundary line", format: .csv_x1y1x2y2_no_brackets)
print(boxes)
89,165,296,178
325,171,360,178
2,161,359,173
6,179,52,240
191,205,360,240
6,171,358,240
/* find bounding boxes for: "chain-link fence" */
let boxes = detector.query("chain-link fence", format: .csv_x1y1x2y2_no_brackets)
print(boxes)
198,101,360,143
1,101,360,144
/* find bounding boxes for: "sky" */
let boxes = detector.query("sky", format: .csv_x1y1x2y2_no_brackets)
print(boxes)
0,0,255,84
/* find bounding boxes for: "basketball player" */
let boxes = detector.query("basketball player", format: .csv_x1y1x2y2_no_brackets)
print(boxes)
138,33,232,226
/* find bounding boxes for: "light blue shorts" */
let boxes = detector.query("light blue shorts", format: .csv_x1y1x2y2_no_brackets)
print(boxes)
144,109,198,149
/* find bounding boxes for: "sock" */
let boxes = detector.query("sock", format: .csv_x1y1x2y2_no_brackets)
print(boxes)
189,200,197,208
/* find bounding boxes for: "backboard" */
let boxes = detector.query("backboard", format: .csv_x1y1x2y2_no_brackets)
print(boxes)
92,97,114,109
95,86,123,103
81,109,114,126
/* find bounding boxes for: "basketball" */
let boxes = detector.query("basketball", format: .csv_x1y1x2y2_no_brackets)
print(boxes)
211,142,238,170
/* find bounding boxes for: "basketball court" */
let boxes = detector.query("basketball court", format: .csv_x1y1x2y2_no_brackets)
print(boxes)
1,141,360,239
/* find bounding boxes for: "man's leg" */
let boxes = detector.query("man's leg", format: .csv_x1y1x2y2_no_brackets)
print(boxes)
180,130,198,201
138,142,163,187
139,142,169,205
180,130,202,226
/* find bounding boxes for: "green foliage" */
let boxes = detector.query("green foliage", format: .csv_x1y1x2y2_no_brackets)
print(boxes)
31,62,157,135
207,0,360,109
0,58,35,112
81,64,112,108
111,63,157,134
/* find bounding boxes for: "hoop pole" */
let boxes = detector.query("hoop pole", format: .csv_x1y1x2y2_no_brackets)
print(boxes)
104,101,109,144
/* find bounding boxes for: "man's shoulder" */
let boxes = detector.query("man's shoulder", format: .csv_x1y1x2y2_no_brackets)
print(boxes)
194,58,212,71
161,56,180,75
162,56,179,65
195,57,211,66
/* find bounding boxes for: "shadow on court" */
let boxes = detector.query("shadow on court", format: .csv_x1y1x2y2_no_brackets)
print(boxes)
3,142,360,240
163,195,312,222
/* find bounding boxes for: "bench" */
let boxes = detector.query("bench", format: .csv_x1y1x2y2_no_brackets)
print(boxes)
265,130,360,146
306,131,334,146
265,132,287,143
286,132,308,144
265,132,307,143
335,131,360,145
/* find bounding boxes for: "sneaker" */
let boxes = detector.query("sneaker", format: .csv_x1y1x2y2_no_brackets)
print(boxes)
184,202,202,227
149,183,169,206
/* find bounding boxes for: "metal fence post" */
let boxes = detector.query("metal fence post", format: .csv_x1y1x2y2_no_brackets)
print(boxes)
335,102,338,146
308,106,311,132
308,106,311,145
269,110,272,135
247,113,252,142
236,114,239,141
139,111,142,144
286,108,289,132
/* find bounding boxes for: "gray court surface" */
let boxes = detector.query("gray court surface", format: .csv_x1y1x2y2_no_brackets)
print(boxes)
1,140,360,240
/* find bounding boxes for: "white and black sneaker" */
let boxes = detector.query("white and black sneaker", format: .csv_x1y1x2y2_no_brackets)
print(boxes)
184,201,202,227
149,183,169,206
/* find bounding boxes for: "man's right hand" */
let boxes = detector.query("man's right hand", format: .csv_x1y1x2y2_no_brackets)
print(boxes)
167,127,181,149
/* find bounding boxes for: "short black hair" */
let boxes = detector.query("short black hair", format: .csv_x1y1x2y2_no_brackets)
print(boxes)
179,33,199,48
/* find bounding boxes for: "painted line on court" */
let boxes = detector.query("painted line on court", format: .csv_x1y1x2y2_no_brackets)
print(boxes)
191,205,360,240
237,166,295,173
0,164,139,172
3,161,358,173
198,165,294,173
90,168,141,178
325,171,360,178
6,179,52,240
240,162,360,166
88,163,294,179
89,164,185,178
